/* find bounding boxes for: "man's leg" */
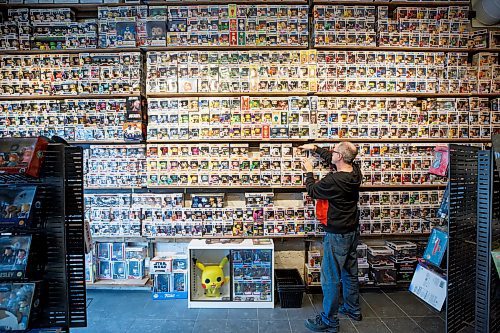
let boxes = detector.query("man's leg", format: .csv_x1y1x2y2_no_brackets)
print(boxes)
320,233,344,328
340,231,361,319
305,233,347,332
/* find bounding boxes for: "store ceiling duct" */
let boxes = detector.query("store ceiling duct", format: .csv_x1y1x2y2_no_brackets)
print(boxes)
474,0,500,25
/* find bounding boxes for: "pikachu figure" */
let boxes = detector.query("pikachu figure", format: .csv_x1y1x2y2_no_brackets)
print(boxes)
193,255,230,297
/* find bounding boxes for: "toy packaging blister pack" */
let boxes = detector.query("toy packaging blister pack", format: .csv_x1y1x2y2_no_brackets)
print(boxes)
0,137,48,178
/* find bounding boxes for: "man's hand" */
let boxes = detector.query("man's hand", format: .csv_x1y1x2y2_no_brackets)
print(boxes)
302,158,314,172
298,144,317,153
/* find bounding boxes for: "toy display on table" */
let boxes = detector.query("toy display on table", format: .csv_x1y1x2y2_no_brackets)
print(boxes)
0,236,31,280
0,137,48,178
0,283,36,331
0,186,37,227
193,255,230,298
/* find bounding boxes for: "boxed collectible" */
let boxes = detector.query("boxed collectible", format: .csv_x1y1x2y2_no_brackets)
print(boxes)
0,283,38,331
307,251,322,268
367,245,394,267
0,235,31,280
150,256,172,275
423,228,448,267
371,266,397,286
357,243,368,264
0,137,48,178
410,263,447,311
0,186,38,227
191,194,224,208
385,241,417,261
394,259,418,283
305,263,321,286
358,262,370,285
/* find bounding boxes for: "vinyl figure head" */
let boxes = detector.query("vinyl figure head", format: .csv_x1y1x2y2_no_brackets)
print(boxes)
193,255,230,297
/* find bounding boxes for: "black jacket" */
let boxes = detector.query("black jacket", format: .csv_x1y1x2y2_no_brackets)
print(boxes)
305,146,362,234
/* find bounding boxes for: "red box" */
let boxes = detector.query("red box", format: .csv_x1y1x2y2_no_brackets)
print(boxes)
0,137,48,178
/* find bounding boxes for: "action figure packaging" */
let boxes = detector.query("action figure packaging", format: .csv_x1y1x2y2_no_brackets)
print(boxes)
0,282,40,331
385,240,417,261
0,235,32,280
0,185,39,228
367,245,394,268
370,265,397,286
0,137,48,178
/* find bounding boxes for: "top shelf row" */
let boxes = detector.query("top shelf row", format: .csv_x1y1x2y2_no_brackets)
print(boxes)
0,1,472,10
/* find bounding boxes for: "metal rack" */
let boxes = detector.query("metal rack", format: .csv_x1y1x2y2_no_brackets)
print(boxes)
475,150,500,333
0,143,87,331
446,144,480,333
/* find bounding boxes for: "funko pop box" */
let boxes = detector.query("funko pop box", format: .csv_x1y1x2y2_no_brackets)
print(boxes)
0,137,48,178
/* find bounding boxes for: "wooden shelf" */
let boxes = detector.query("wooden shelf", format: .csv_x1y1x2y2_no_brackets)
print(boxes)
315,45,472,53
0,93,141,101
313,1,470,7
69,141,145,145
146,92,310,98
146,138,312,143
315,92,473,97
145,45,309,51
145,138,490,144
146,0,308,5
86,277,150,291
315,138,491,143
0,48,141,55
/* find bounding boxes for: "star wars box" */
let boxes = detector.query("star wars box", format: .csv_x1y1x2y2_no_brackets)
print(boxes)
0,137,48,178
0,185,38,228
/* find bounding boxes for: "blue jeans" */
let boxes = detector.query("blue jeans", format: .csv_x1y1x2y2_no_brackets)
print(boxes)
320,230,361,327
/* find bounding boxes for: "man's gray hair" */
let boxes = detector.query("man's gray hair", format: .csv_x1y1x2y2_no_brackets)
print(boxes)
337,142,358,164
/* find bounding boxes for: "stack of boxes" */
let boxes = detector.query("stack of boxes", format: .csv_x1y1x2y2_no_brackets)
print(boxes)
386,241,418,283
305,251,321,287
357,242,370,285
150,254,188,299
95,242,146,280
367,245,397,286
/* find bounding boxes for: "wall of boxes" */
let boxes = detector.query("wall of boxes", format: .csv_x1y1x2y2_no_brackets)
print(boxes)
0,1,498,284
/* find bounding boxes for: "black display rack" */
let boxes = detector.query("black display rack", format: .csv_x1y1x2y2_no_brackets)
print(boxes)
446,144,481,333
0,143,87,332
475,150,500,333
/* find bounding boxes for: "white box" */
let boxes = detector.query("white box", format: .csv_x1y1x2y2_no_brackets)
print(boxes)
409,264,447,311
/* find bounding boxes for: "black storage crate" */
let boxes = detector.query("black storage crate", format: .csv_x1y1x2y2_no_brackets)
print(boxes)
275,269,306,308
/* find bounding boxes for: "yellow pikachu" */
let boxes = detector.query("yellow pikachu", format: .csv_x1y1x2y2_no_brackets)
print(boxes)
193,255,230,297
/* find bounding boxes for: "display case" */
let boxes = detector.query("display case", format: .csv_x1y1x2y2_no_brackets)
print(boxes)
188,238,274,309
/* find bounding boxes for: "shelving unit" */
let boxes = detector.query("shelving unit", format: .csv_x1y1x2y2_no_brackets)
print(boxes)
0,0,498,294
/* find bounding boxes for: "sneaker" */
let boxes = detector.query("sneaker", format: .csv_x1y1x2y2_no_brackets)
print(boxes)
339,305,362,321
304,315,338,332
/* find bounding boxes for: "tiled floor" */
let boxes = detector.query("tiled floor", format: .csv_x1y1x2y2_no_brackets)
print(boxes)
74,290,446,333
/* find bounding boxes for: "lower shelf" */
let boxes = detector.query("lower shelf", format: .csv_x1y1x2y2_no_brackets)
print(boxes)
87,277,150,291
188,300,275,309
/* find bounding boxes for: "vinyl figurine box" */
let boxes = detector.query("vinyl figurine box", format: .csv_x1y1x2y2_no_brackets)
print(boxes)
0,186,37,227
0,137,48,178
0,283,37,331
0,235,31,280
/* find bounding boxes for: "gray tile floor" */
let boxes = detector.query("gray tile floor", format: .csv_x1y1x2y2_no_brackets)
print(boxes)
74,290,446,333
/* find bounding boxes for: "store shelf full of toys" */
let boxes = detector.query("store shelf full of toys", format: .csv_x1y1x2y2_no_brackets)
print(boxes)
0,0,499,289
0,137,87,332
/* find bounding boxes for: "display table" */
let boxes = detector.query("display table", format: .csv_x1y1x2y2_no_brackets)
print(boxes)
188,238,274,309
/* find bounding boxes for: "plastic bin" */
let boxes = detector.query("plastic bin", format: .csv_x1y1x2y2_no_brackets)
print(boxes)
275,268,306,308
